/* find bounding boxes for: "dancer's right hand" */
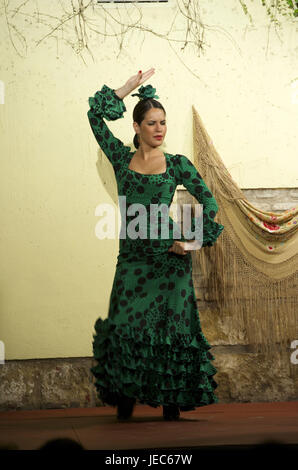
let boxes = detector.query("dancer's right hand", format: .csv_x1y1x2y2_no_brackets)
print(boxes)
115,68,155,99
168,241,188,256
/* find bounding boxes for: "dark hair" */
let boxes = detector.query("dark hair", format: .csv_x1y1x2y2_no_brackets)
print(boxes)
133,98,166,149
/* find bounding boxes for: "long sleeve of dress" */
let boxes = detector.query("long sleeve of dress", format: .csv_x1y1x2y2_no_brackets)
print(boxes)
87,84,130,170
175,154,224,247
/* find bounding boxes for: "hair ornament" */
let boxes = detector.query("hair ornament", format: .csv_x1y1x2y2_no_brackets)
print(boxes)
131,84,159,100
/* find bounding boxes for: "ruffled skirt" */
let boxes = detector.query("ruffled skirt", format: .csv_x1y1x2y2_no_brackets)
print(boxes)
91,250,219,411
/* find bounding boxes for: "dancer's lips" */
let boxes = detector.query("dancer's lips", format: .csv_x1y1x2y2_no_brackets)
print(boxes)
154,136,163,140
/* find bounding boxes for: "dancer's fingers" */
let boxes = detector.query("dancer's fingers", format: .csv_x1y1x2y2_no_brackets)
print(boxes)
139,68,155,82
142,67,155,76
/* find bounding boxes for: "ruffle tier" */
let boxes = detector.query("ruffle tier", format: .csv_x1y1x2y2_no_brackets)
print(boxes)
91,317,219,411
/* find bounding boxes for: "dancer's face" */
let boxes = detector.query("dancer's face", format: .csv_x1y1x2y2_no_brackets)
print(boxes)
134,108,167,149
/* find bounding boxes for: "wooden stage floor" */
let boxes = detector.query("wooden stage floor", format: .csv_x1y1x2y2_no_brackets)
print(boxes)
0,400,298,453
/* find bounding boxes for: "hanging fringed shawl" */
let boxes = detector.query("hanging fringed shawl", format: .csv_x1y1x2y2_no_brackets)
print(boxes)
191,106,298,378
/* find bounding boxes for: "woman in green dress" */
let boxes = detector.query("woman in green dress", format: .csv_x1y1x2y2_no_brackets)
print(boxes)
87,68,224,421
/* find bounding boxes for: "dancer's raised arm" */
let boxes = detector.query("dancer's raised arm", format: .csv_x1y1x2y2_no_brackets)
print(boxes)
87,84,129,168
87,69,155,169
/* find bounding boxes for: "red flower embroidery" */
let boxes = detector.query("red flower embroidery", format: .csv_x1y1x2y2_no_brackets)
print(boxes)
263,222,280,231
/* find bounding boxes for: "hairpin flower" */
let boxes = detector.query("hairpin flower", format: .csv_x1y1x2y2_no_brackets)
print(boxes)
131,84,159,100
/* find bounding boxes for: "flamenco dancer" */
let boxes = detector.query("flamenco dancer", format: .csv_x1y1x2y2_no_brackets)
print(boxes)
87,68,224,421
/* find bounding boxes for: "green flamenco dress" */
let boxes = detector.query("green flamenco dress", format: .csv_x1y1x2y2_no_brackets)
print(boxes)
87,84,224,411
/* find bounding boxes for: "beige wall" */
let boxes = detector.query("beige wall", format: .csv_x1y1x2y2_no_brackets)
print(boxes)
0,1,297,359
